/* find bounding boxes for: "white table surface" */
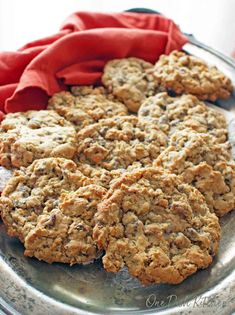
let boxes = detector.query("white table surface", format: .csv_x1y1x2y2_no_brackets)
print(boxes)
0,0,234,57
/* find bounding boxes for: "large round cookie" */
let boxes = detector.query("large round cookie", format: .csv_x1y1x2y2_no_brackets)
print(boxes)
102,58,159,112
0,158,106,264
76,116,168,171
93,167,220,285
154,129,235,217
153,51,232,101
0,110,77,168
24,184,107,264
138,92,227,143
0,158,90,240
48,86,128,130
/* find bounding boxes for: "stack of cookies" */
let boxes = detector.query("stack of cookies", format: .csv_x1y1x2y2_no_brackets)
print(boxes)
0,50,233,285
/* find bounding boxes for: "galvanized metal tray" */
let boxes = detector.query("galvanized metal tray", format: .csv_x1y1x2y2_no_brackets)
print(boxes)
0,17,235,315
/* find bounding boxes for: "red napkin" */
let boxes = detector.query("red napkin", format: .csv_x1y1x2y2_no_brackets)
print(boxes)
0,12,188,117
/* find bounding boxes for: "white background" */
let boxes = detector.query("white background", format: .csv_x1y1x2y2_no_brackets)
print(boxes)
0,0,234,56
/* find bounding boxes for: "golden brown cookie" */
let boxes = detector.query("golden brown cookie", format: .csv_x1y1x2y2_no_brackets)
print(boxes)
153,51,232,101
0,110,77,168
138,92,227,143
102,58,160,112
93,167,220,285
48,86,128,130
0,158,90,240
24,184,107,264
0,158,107,264
76,116,168,171
0,110,70,130
154,129,235,217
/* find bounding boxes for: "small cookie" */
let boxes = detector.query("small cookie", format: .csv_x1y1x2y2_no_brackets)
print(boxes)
48,86,128,130
76,116,168,171
153,51,232,101
102,58,160,112
138,92,227,143
154,129,235,217
94,167,220,285
24,184,107,264
0,110,77,168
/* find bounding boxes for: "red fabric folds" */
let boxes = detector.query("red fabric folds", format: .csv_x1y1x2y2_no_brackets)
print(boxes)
0,11,188,116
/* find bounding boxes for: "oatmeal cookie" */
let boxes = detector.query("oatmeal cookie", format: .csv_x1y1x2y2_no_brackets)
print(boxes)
93,167,220,285
24,184,107,264
154,129,235,217
48,86,128,130
0,158,90,240
76,116,168,171
153,51,232,101
102,58,160,112
0,110,71,130
138,92,227,143
0,110,77,168
0,158,106,264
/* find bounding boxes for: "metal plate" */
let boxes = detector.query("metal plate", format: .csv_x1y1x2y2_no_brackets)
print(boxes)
0,41,235,315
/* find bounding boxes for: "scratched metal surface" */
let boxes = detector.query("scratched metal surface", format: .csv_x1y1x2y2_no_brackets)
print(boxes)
0,41,235,315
